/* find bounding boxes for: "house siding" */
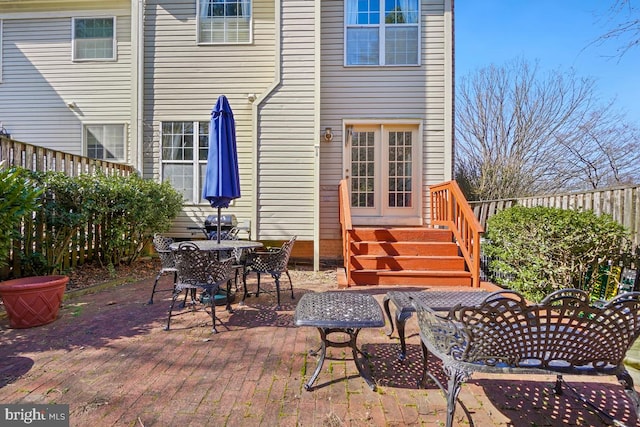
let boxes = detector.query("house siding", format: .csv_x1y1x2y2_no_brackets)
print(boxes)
318,0,452,242
254,0,316,241
0,5,133,159
143,0,276,237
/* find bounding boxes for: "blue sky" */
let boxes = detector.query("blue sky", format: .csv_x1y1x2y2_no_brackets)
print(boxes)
455,0,640,125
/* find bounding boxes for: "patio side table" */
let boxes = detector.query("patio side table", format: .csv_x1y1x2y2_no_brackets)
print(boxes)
383,290,490,360
294,292,385,391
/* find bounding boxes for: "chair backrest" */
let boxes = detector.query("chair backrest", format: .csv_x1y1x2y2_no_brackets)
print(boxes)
173,242,212,286
173,242,234,287
437,288,640,368
153,234,176,269
278,236,297,270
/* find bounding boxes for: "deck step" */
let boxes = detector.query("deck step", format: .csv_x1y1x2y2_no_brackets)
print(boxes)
345,226,472,288
350,227,454,242
350,241,459,256
350,255,465,271
349,269,472,287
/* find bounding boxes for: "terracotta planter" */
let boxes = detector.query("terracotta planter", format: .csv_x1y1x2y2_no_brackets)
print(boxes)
0,275,68,328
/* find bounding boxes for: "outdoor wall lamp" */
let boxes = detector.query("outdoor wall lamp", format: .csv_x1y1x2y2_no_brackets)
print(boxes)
323,127,333,142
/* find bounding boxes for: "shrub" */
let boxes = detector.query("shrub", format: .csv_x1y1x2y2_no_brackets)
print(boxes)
484,205,631,302
0,165,42,269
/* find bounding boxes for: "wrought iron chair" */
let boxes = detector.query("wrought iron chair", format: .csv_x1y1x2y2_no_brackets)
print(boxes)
148,234,178,305
242,236,296,310
165,242,234,333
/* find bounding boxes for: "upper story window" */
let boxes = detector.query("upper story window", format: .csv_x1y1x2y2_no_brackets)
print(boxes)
198,0,252,44
85,124,126,162
161,121,209,204
345,0,419,66
73,17,116,61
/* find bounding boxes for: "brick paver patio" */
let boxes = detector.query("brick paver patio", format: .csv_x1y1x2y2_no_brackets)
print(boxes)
1,270,639,426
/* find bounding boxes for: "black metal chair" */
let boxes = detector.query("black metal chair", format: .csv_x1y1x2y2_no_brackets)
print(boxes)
165,242,234,333
242,236,296,310
148,234,178,305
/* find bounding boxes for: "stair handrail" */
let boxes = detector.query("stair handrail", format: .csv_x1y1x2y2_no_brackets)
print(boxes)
338,179,352,285
430,180,484,287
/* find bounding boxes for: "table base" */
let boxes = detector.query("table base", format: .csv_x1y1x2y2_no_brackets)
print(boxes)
305,327,377,391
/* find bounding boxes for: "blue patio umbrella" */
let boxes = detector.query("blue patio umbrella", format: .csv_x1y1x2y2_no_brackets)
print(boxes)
202,95,241,243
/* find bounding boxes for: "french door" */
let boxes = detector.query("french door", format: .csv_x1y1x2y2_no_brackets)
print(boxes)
345,124,421,225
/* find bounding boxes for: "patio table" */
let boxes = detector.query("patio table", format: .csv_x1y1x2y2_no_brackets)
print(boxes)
383,290,490,360
294,292,384,391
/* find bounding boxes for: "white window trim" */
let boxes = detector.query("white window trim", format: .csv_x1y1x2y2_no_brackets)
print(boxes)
343,1,421,67
83,122,128,163
159,121,210,205
71,16,117,62
196,0,253,45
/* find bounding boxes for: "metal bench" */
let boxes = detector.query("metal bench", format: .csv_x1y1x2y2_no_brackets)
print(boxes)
413,288,640,427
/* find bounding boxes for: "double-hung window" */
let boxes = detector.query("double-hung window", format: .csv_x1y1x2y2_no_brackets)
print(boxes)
85,124,126,162
198,0,251,44
161,121,209,204
73,17,116,61
345,0,419,66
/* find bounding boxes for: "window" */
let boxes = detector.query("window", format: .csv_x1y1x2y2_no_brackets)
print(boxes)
161,121,210,204
85,124,126,162
345,0,419,66
73,17,116,61
198,0,251,44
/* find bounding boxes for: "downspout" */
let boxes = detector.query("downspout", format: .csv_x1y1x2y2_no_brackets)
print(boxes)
313,0,321,271
251,0,282,240
443,0,453,180
136,0,145,175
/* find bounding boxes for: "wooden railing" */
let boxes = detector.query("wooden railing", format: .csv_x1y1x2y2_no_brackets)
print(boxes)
430,180,484,287
1,136,134,176
338,179,353,285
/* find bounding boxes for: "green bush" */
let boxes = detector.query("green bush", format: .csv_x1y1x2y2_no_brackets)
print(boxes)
0,165,42,269
484,205,631,302
13,171,183,276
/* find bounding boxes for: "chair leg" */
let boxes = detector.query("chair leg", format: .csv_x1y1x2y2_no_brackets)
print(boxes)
164,290,181,331
274,277,281,310
209,292,218,334
286,270,294,299
256,273,262,296
148,272,163,305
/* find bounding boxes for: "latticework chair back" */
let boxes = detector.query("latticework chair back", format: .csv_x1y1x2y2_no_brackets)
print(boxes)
148,234,178,305
153,234,176,271
250,236,296,275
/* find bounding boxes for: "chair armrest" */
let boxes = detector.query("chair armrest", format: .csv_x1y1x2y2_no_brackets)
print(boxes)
412,297,470,360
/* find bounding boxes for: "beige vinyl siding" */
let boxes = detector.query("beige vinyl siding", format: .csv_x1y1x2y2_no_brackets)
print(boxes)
144,0,276,238
0,11,132,157
319,0,451,240
253,0,316,241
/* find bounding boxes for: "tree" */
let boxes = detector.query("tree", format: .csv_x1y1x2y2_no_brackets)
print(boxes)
595,1,640,58
455,59,640,200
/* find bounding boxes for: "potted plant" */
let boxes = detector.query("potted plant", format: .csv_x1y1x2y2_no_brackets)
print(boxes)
0,164,68,328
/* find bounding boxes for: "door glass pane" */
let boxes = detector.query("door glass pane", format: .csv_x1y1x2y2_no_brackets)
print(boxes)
388,131,412,207
351,131,376,208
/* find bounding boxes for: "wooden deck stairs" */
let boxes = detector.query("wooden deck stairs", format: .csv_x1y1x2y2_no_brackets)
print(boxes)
338,179,484,289
341,226,473,287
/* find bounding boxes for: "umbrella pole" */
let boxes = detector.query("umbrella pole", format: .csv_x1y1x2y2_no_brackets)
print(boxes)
217,207,222,244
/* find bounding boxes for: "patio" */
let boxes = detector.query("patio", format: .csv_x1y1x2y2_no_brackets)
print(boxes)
1,266,638,426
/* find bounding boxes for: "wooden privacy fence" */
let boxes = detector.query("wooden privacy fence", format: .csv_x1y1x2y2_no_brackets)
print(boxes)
1,136,136,278
470,185,640,248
